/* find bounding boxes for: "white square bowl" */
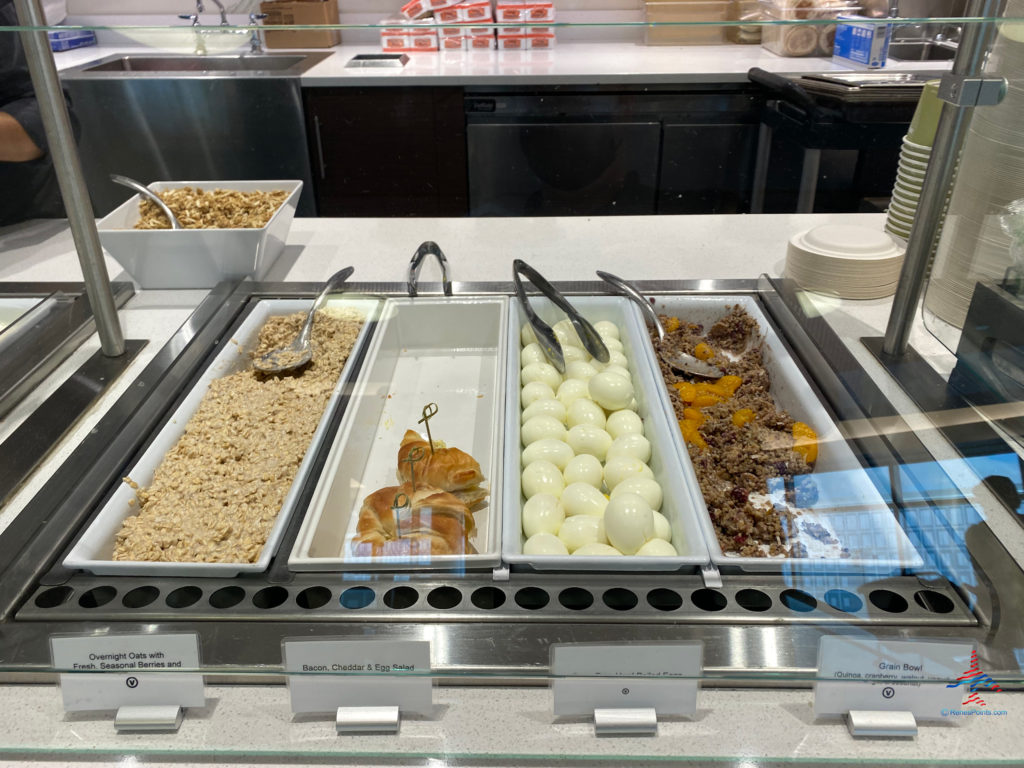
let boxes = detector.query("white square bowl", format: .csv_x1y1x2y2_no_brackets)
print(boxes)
97,180,302,289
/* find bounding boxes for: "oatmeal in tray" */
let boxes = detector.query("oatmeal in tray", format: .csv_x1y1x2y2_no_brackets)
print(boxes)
652,306,819,558
114,308,364,564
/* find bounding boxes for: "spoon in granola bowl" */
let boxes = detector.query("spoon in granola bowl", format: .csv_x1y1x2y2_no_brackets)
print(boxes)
253,266,355,375
110,174,182,230
596,270,723,379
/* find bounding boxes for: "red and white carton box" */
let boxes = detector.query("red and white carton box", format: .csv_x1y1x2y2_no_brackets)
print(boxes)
525,25,553,35
495,1,526,22
435,6,461,22
461,0,493,21
467,31,496,48
441,33,466,49
497,32,528,48
381,18,439,51
527,32,555,47
524,0,554,21
400,0,429,19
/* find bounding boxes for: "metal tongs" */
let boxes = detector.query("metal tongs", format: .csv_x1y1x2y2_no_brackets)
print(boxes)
513,259,609,374
596,270,723,379
408,241,452,297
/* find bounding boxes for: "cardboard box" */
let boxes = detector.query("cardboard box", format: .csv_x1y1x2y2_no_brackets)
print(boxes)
260,0,341,48
833,14,892,68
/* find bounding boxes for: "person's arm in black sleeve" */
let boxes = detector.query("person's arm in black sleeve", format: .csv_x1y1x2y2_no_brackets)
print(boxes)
0,93,45,162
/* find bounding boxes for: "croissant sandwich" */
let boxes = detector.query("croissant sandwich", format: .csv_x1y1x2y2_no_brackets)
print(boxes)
396,429,488,507
352,482,476,557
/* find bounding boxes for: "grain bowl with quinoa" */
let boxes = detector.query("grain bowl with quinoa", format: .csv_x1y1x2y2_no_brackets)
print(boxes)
63,298,380,576
645,295,922,571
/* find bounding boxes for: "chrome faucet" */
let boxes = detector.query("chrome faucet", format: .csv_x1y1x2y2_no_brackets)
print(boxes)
249,12,267,53
196,0,229,26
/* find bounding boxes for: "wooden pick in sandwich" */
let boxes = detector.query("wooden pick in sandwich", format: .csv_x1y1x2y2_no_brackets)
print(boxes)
392,491,411,537
418,402,439,454
402,445,425,491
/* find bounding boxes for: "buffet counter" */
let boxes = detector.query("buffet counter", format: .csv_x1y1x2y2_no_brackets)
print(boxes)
1,212,1023,765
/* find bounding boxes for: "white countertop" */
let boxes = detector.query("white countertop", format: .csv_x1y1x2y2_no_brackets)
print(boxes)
52,41,950,85
1,212,1022,765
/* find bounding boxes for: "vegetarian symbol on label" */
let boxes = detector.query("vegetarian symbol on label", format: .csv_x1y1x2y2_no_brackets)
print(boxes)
126,677,139,689
418,402,439,454
882,686,895,699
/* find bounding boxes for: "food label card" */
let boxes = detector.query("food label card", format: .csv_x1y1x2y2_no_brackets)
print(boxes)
551,643,701,717
283,638,432,715
51,632,204,712
815,637,975,720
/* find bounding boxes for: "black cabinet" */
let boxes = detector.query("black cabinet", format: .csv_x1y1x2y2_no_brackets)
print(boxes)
658,122,760,214
303,87,468,217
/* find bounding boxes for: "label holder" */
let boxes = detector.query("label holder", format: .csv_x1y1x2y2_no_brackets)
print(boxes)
593,707,658,736
336,705,401,734
847,710,918,738
114,705,185,733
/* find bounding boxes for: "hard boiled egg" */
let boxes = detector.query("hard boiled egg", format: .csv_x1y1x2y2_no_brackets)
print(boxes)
603,455,654,491
563,345,589,364
521,460,565,499
588,371,634,411
521,381,556,408
561,482,609,518
565,361,599,382
522,415,567,447
521,324,538,347
566,424,613,462
523,532,568,555
651,509,672,541
636,538,678,556
522,494,565,538
593,320,620,340
606,410,644,439
603,492,655,555
606,433,652,463
557,515,605,553
563,454,603,488
572,542,622,556
522,397,567,424
521,342,547,366
522,438,574,470
552,319,583,348
521,362,562,391
556,379,590,409
566,398,606,430
611,476,663,511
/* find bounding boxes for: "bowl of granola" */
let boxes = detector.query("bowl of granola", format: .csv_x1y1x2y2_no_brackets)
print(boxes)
97,180,302,289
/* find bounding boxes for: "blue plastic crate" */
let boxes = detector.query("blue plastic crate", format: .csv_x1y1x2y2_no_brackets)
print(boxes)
47,29,97,52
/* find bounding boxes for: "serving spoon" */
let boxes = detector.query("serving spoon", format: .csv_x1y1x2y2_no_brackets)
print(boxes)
252,266,355,374
110,174,183,230
596,270,723,379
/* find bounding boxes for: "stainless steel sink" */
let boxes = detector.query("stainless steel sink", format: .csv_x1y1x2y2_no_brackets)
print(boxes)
888,40,958,61
63,52,330,78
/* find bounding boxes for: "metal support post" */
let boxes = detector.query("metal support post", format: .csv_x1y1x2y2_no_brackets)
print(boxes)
882,0,1006,357
12,0,125,356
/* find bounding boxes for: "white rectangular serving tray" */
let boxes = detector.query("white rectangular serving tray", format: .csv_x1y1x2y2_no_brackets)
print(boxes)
647,295,923,573
502,295,710,571
63,297,381,577
289,297,508,572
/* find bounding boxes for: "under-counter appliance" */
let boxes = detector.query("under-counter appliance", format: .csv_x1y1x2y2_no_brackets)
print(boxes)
465,87,761,216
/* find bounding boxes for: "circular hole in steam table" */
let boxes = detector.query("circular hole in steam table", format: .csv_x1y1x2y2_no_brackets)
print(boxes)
914,590,955,614
122,586,160,609
78,586,116,609
691,589,727,612
602,588,639,611
646,588,683,612
470,587,506,610
340,586,375,610
252,586,288,610
34,586,73,609
780,589,817,613
382,586,419,610
824,589,863,614
558,587,594,611
426,587,462,610
735,589,773,612
165,586,202,609
868,589,909,613
514,587,550,610
209,586,246,610
296,586,332,610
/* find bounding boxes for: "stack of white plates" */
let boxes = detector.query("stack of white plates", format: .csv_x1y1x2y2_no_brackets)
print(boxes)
786,224,905,299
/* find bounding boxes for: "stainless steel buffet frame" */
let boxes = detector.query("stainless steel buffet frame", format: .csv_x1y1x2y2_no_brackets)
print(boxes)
2,277,1023,685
